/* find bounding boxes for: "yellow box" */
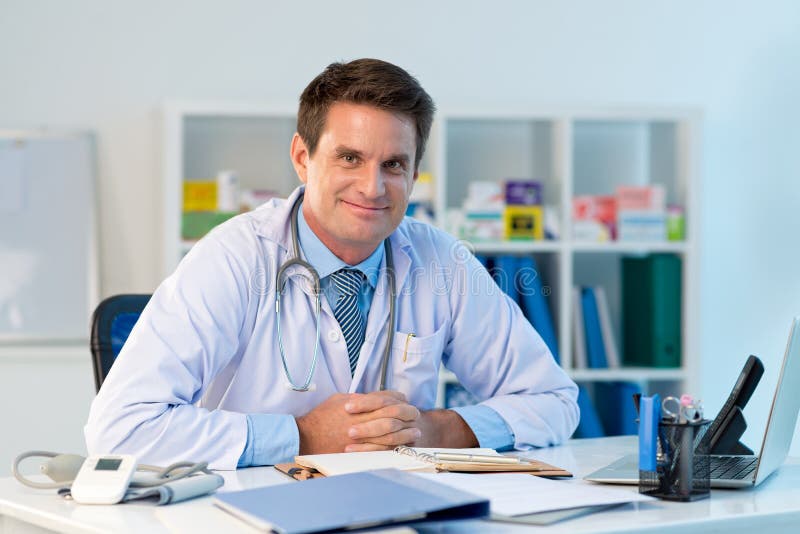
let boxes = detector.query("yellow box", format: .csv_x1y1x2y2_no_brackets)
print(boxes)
183,180,218,212
504,206,544,240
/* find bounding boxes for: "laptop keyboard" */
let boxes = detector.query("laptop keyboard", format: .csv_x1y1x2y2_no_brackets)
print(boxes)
709,456,758,480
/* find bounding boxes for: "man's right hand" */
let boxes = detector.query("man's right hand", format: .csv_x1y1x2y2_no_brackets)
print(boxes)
295,390,420,455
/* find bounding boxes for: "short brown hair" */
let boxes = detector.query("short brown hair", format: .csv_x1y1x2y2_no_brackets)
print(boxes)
297,58,435,169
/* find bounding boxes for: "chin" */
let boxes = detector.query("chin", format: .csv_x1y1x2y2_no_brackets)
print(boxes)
342,229,386,247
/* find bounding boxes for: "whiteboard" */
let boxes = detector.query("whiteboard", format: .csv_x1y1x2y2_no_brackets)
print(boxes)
0,132,98,342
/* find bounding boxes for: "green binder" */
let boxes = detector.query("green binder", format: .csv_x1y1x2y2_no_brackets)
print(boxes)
622,254,682,367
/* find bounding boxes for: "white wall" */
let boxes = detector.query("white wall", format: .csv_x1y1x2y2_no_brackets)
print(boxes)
1,0,799,474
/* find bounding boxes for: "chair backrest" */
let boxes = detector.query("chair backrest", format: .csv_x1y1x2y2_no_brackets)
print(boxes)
90,294,151,392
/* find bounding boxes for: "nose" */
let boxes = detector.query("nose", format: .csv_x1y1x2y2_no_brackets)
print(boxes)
359,163,386,199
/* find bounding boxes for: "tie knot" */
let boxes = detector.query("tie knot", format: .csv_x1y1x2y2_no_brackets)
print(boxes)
331,268,364,297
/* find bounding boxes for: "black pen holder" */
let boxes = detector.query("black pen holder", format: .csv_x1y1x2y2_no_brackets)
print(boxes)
639,419,711,502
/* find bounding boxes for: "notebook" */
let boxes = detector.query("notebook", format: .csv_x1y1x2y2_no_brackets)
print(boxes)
282,447,572,478
214,469,489,533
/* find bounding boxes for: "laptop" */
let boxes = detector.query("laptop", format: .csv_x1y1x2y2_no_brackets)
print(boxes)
585,317,800,489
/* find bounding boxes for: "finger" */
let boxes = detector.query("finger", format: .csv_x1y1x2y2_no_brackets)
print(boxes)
344,390,407,413
351,427,422,447
370,403,420,422
349,417,408,440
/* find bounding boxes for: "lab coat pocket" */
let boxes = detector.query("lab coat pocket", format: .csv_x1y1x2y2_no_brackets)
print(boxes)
389,322,448,407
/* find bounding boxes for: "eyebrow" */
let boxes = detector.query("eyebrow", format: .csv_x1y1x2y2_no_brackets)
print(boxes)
385,153,411,164
334,146,364,159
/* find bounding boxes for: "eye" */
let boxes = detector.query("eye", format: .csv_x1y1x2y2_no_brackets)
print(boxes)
339,153,359,164
383,160,404,171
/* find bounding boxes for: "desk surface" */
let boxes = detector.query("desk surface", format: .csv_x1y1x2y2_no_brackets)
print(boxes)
2,436,800,534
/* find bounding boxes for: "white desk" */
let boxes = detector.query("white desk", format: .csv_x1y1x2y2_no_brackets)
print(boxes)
2,436,799,534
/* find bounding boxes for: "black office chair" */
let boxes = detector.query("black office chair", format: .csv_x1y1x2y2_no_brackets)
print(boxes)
90,294,151,392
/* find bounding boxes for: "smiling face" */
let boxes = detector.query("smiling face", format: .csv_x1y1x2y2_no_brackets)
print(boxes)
290,102,418,265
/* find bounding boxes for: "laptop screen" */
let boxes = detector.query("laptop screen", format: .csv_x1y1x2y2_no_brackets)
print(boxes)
754,317,800,484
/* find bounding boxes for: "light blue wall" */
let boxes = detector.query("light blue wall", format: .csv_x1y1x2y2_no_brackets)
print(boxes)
1,0,798,454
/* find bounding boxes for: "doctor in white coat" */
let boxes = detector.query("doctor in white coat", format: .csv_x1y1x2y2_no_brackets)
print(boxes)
86,59,579,470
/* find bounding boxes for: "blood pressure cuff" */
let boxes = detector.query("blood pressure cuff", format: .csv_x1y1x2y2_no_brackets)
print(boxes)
122,473,224,505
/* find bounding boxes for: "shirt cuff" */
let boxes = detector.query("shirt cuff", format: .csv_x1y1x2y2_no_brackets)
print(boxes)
451,404,516,451
238,414,300,467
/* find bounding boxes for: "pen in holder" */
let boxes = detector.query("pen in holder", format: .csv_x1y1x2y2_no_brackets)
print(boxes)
639,418,711,502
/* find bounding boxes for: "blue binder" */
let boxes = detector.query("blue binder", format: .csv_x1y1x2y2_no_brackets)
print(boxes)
492,255,520,303
474,253,491,269
214,469,489,533
573,385,605,438
582,288,608,368
595,382,641,436
517,256,560,363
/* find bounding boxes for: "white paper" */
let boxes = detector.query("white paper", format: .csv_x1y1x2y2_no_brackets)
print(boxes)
413,472,652,516
295,448,497,476
0,143,25,214
595,286,621,368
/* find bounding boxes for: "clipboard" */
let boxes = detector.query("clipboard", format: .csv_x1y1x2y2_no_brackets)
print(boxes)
275,462,324,480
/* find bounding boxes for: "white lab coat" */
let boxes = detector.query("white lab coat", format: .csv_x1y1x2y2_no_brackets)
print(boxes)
85,187,579,469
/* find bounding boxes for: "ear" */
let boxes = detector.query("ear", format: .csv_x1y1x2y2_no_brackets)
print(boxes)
290,133,309,184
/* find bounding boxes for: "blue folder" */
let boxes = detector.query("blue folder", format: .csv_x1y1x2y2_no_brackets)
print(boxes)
214,469,489,533
517,256,560,363
474,253,491,269
492,255,520,303
573,385,605,438
595,381,641,436
582,288,608,368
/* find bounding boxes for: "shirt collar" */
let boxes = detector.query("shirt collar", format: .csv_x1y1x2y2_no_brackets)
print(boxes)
296,202,384,289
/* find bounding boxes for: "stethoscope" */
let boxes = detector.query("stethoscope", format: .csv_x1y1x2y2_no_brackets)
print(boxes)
275,193,396,392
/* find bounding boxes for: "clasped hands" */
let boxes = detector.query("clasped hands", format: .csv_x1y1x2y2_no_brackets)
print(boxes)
296,390,425,454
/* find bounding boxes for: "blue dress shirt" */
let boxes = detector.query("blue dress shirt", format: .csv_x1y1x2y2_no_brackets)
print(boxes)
238,205,514,466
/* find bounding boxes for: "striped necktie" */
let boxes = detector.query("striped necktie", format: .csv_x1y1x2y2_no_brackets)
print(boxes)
330,268,366,375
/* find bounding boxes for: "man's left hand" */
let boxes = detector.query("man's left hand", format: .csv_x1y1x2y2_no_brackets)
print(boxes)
344,392,479,451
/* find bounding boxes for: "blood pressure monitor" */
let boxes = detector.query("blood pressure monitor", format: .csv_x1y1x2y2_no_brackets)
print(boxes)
71,454,137,504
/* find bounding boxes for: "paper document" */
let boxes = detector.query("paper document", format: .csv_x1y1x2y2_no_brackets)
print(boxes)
413,472,652,516
295,448,497,476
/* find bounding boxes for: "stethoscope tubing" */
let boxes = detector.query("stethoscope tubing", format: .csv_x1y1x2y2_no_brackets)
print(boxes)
274,193,395,392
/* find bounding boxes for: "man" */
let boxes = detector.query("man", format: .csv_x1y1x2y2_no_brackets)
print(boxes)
85,59,578,469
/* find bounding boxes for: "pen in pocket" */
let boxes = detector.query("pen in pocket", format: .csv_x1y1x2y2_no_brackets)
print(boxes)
402,333,415,362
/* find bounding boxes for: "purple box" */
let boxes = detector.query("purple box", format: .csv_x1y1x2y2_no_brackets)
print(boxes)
505,180,542,205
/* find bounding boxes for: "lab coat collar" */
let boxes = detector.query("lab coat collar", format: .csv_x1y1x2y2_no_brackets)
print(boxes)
254,186,304,253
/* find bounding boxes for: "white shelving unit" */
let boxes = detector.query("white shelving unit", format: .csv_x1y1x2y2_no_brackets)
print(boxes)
163,103,701,414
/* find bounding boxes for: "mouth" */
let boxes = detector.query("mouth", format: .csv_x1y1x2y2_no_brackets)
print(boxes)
341,199,390,213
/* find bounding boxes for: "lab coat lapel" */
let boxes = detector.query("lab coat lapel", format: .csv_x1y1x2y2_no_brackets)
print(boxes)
350,230,412,391
256,186,353,393
255,186,303,253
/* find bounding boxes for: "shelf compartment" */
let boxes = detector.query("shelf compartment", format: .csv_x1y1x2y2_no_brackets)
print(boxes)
444,118,560,210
